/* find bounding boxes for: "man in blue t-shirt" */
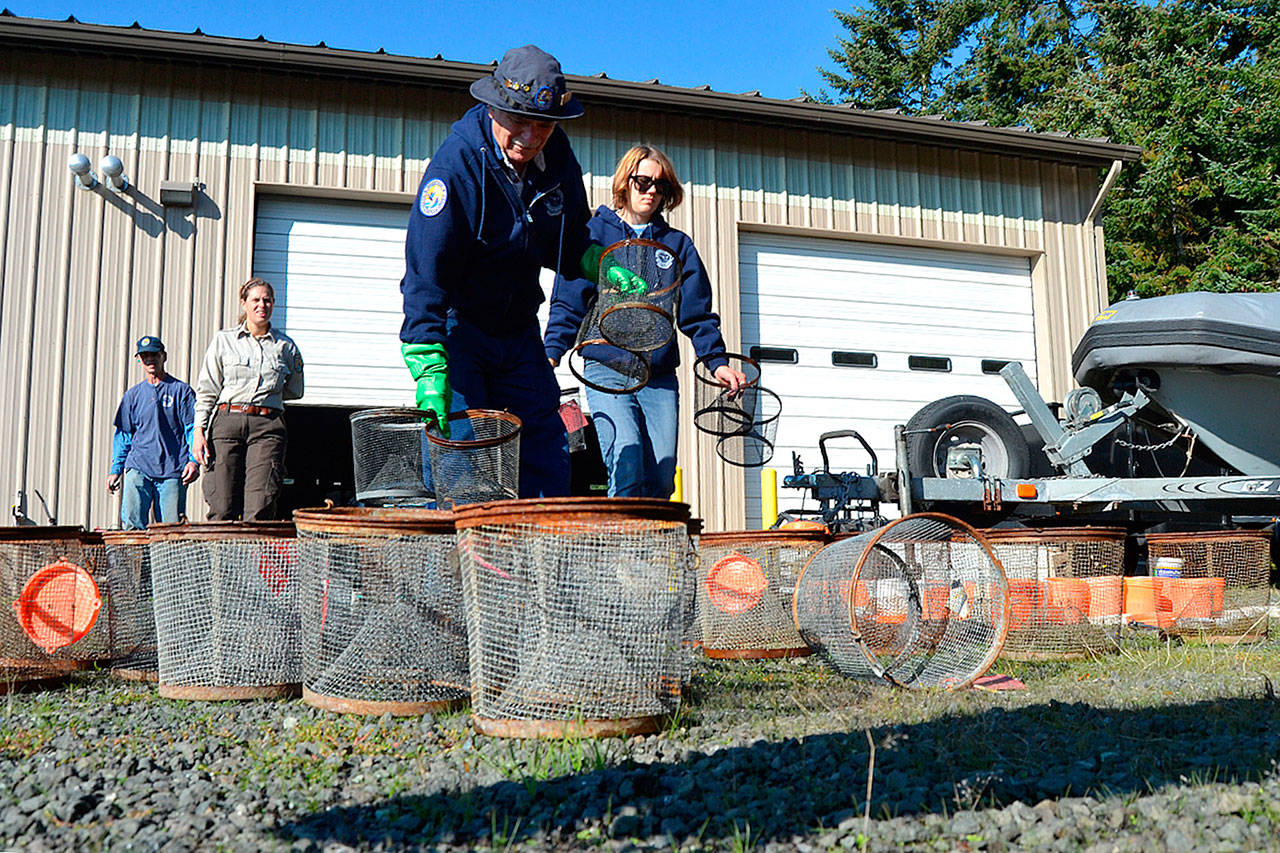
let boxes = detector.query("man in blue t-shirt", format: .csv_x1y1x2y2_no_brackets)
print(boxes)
106,336,200,529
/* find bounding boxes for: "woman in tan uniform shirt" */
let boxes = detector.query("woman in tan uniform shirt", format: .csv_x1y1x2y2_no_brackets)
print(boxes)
192,278,304,521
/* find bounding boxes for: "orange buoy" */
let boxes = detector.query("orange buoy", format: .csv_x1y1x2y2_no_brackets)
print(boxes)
13,560,101,653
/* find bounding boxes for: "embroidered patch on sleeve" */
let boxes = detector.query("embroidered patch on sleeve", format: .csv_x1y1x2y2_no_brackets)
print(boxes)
420,178,448,217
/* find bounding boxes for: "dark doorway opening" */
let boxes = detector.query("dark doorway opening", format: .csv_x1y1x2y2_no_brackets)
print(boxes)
281,405,357,515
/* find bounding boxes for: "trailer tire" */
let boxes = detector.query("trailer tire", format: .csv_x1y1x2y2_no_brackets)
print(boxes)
905,395,1031,480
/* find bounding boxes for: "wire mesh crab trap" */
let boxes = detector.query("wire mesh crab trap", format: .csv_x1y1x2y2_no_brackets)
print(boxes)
982,527,1125,660
1145,530,1271,642
792,513,1009,689
454,497,695,738
594,238,682,353
714,386,781,467
150,522,300,699
0,526,101,673
102,530,158,681
692,353,762,438
426,409,521,508
696,529,828,658
294,507,469,715
350,408,435,506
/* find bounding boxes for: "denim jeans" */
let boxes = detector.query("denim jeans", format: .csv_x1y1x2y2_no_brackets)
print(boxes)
583,362,679,498
121,468,187,529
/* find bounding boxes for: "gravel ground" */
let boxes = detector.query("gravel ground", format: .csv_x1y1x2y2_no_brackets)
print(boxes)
2,634,1280,852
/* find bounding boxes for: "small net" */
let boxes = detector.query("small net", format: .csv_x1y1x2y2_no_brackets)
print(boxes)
0,527,97,673
427,409,521,508
695,530,828,658
595,238,682,353
983,527,1125,660
1145,530,1271,641
150,522,300,699
103,530,157,679
792,513,1009,689
454,498,695,737
715,386,782,467
294,507,468,715
350,408,435,506
693,353,763,438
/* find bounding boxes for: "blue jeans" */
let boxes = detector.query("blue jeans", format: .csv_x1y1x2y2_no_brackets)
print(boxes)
445,315,570,499
121,468,187,529
584,362,679,498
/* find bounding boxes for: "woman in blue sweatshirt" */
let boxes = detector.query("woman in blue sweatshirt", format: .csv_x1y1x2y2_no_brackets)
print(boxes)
545,145,746,497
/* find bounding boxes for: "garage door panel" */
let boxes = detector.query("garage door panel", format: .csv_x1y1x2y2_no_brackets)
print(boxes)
750,234,1029,274
739,232,1035,527
741,273,1033,316
254,255,407,283
743,305,1038,344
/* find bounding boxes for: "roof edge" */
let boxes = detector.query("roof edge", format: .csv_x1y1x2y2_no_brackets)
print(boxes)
0,14,1142,166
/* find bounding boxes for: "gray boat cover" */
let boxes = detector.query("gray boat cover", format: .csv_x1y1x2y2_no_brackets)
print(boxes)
1073,291,1280,390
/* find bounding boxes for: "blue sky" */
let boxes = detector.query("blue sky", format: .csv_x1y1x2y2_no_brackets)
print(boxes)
9,1,849,100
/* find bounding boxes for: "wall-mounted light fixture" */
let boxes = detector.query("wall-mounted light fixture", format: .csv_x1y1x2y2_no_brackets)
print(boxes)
68,153,97,190
99,155,129,193
159,180,198,208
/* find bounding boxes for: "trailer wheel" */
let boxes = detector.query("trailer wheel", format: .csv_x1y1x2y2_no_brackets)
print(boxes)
905,395,1030,479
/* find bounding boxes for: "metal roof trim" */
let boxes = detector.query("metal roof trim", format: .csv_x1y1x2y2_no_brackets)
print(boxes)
0,14,1142,165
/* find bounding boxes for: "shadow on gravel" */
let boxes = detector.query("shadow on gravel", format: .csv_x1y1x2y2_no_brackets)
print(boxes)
276,695,1280,848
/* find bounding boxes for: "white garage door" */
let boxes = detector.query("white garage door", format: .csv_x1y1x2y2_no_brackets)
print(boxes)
254,195,572,408
739,232,1037,527
253,196,415,407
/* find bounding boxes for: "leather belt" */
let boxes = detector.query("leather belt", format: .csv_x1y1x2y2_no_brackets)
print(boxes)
218,403,281,417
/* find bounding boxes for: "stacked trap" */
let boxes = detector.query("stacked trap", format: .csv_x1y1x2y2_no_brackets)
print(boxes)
1141,530,1271,641
792,514,1009,689
150,522,300,699
984,527,1125,660
294,507,468,715
454,498,695,737
692,353,780,466
696,529,828,658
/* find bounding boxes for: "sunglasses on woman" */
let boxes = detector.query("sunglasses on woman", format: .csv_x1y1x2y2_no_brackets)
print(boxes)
629,174,673,195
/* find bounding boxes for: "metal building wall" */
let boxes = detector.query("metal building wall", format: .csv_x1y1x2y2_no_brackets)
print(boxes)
0,54,1105,531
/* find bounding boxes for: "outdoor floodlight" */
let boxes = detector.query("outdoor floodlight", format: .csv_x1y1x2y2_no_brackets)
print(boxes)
67,153,97,190
159,180,198,208
99,155,129,192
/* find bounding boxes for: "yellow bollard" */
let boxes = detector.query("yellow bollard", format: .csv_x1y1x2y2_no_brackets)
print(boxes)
670,466,683,503
761,468,778,529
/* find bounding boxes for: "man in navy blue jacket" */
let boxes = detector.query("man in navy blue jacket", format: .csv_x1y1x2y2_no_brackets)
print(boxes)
106,336,199,528
400,45,594,499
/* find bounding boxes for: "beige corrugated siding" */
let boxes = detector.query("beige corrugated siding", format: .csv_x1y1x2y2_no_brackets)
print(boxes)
0,53,1108,531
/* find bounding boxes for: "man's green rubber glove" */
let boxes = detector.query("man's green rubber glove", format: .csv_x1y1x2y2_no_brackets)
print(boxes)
581,244,649,296
402,342,451,438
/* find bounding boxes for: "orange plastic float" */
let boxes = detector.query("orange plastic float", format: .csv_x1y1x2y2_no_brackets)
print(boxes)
706,552,768,614
13,560,101,653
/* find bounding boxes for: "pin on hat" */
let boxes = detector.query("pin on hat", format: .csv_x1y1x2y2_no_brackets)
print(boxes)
136,335,165,354
470,45,584,121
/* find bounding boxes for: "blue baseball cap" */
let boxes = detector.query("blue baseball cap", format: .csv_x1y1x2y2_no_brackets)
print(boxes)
136,335,165,354
470,45,584,121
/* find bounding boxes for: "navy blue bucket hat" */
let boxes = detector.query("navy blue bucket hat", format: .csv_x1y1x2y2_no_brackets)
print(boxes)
470,45,584,121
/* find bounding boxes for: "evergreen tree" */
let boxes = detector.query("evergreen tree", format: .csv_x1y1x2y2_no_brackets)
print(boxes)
816,0,1280,297
1035,0,1280,296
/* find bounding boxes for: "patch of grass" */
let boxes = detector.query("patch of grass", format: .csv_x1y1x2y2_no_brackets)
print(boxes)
476,735,617,795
